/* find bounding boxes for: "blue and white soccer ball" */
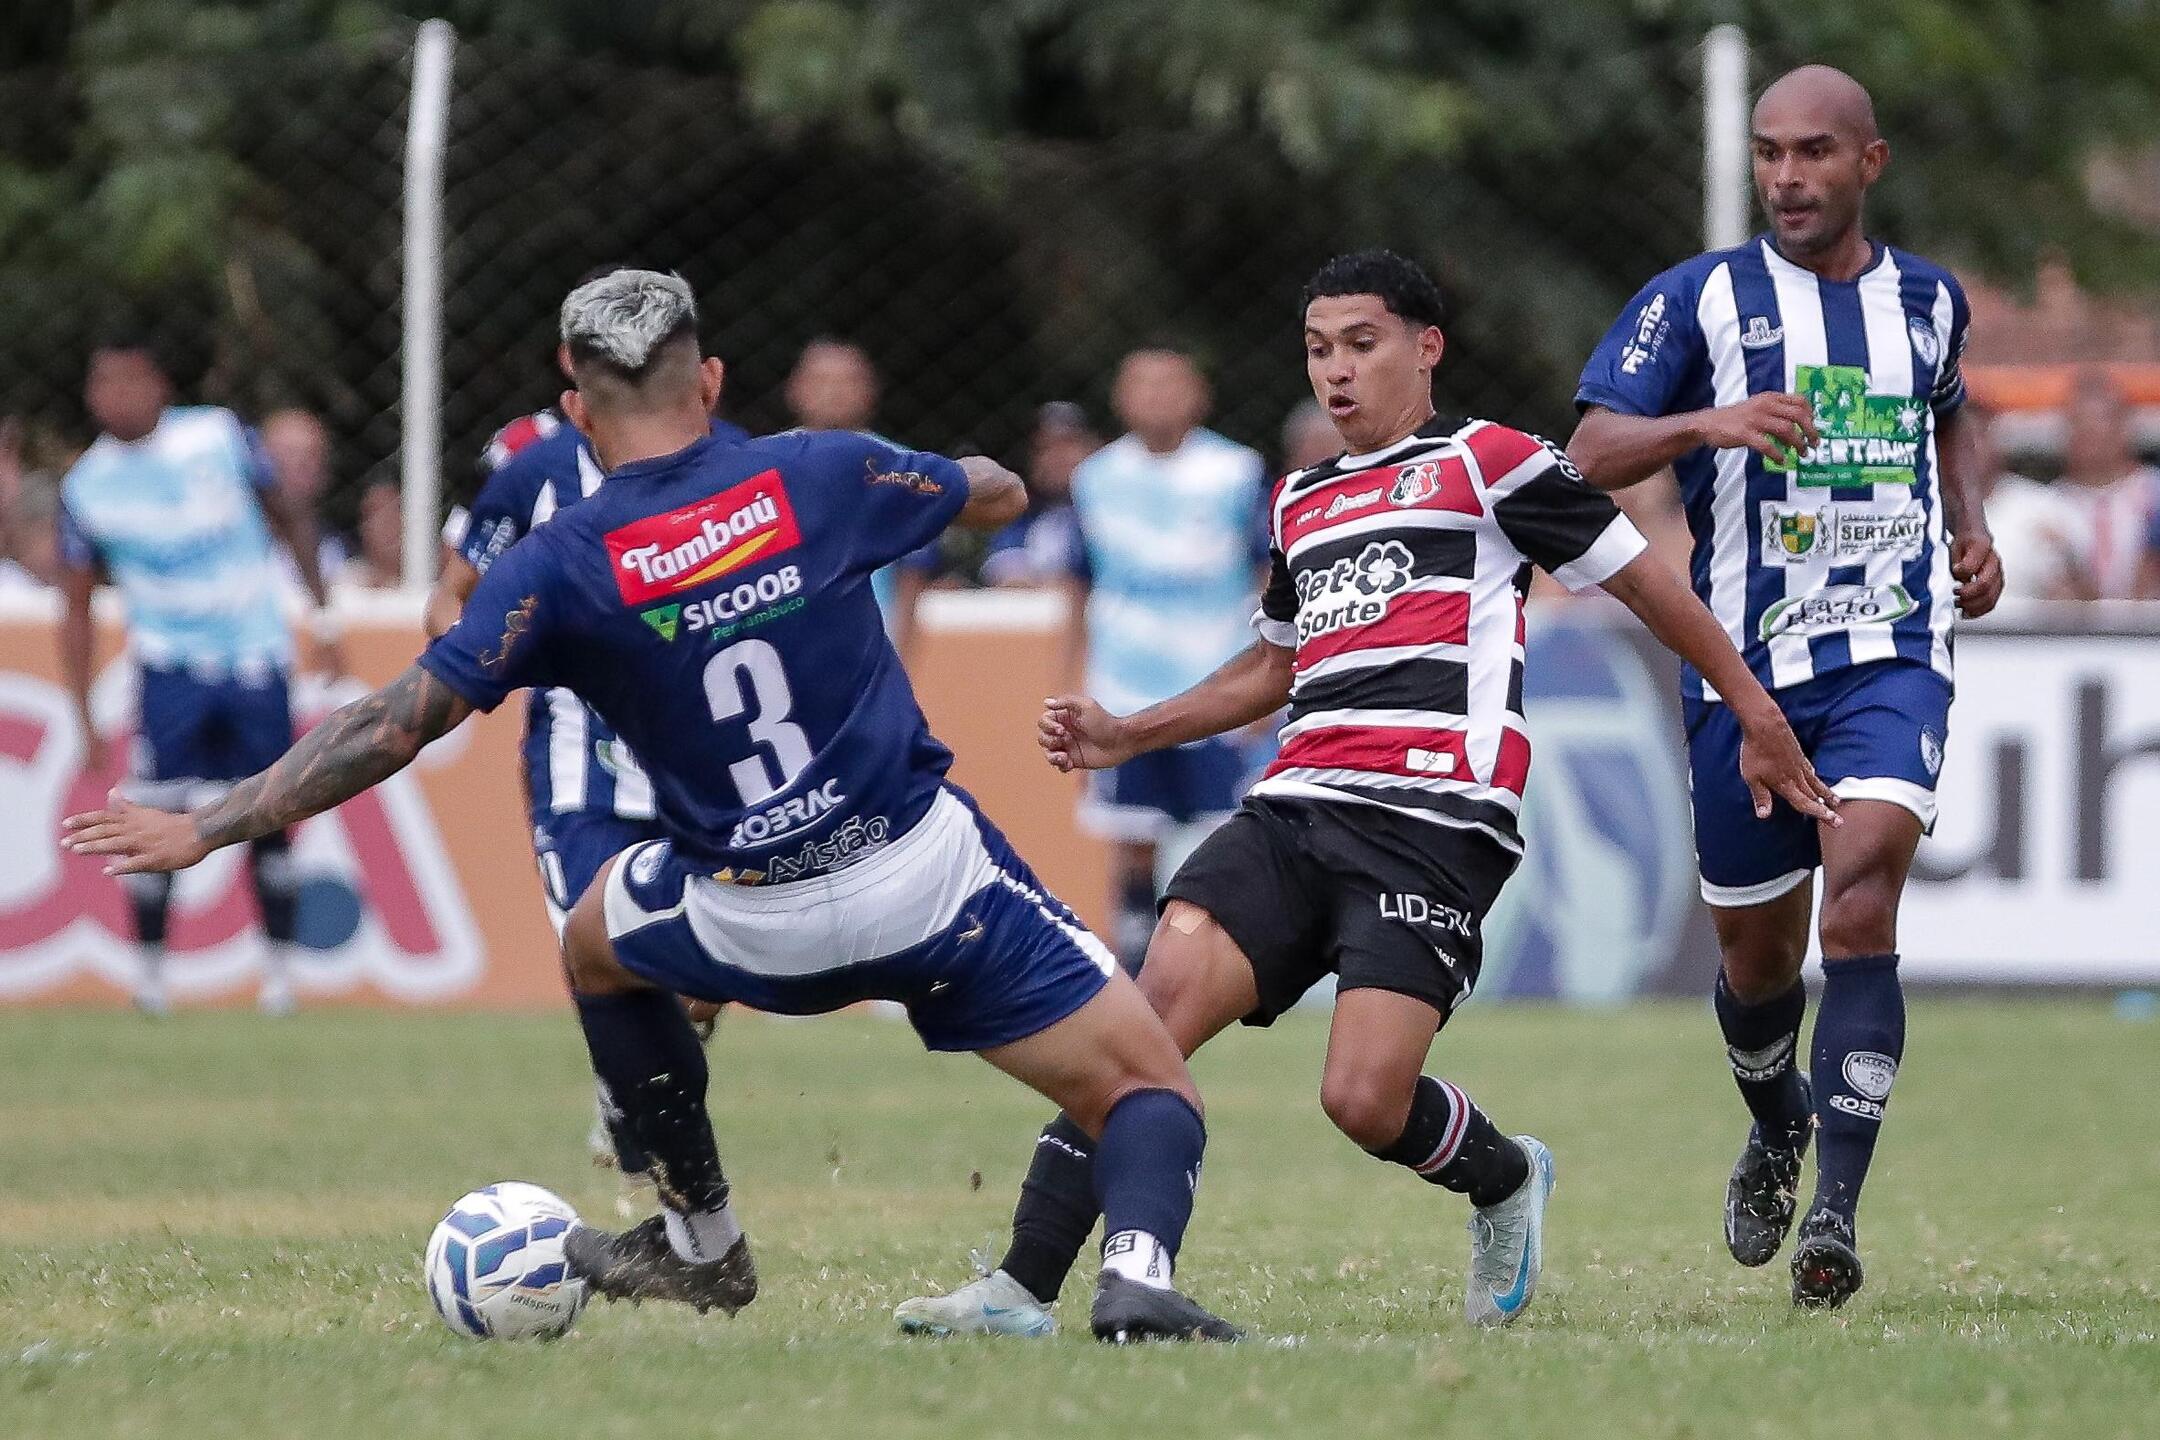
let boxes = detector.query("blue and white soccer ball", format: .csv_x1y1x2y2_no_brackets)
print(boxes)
423,1182,588,1340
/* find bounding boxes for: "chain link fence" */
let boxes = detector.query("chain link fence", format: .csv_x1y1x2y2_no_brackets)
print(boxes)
0,22,1708,561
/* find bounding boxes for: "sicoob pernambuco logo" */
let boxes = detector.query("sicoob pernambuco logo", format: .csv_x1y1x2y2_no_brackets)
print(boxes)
605,471,802,606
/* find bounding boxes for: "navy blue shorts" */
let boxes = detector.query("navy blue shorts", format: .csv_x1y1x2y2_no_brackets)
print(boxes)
1686,659,1951,907
1080,736,1244,843
602,787,1115,1052
133,664,293,789
532,809,666,933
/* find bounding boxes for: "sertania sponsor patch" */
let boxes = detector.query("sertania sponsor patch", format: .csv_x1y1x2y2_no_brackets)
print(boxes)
606,471,801,605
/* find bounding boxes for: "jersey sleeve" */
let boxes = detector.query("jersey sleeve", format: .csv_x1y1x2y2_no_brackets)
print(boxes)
823,432,969,571
1930,273,1973,415
458,463,534,575
417,532,562,712
1479,427,1648,592
1252,548,1298,649
1574,271,1704,419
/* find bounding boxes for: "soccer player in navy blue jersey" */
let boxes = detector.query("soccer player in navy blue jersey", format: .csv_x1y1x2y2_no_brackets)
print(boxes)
1567,66,2005,1308
427,335,750,1183
64,270,1238,1343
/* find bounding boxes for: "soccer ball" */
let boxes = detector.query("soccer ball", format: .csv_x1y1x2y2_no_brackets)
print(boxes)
423,1182,588,1340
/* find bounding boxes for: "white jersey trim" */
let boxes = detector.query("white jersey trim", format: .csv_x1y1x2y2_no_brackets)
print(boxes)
1550,514,1648,593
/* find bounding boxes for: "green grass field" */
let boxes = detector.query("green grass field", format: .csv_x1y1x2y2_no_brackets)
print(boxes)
2,1001,2154,1439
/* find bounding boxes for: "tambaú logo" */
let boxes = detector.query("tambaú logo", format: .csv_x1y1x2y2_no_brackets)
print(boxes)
605,472,802,606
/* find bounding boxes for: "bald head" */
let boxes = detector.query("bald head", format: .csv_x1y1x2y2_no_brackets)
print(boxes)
1754,65,1879,146
1750,65,1887,268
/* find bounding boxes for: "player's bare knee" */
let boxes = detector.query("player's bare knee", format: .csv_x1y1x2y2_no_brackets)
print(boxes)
1720,940,1805,1002
1318,1064,1414,1151
1817,881,1899,958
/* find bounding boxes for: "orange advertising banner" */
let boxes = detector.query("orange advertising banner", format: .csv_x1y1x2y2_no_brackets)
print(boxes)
9,599,1109,1008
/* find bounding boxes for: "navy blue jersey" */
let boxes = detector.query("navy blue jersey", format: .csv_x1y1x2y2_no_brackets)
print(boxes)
460,409,752,823
1576,237,1969,699
423,429,969,880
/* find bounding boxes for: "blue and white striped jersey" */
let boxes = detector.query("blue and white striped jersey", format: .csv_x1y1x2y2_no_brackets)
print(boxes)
1069,428,1269,715
462,409,750,824
1576,236,1971,698
57,407,290,676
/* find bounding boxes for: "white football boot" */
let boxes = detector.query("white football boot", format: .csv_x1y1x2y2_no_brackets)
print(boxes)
1464,1136,1555,1328
895,1267,1057,1338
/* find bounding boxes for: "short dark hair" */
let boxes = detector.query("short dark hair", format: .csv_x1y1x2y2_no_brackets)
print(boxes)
1301,250,1445,330
90,321,175,379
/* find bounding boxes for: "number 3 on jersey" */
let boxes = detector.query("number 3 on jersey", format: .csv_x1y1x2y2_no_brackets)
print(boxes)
702,639,814,802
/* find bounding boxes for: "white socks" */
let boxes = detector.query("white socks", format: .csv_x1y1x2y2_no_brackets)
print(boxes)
1101,1230,1173,1290
664,1202,743,1263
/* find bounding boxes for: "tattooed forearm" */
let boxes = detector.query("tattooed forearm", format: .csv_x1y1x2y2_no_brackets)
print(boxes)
191,665,469,850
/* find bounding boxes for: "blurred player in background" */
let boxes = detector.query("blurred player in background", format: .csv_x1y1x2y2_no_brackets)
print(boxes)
1568,65,2004,1308
69,269,1240,1343
426,292,751,1182
1064,344,1268,965
783,338,941,658
1279,397,1342,475
980,402,1095,588
57,330,342,1015
899,250,1835,1337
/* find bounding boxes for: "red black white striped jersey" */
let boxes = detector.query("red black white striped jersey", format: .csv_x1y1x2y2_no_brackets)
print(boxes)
1250,416,1646,852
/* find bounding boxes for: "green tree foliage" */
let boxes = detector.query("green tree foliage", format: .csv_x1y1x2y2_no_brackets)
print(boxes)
3,0,2154,487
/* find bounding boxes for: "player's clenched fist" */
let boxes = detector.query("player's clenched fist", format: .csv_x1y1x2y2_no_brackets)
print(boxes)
1696,392,1821,463
1038,695,1136,772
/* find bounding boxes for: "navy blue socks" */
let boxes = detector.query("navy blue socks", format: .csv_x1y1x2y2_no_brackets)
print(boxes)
1715,970,1812,1151
1092,1089,1205,1289
1809,953,1905,1227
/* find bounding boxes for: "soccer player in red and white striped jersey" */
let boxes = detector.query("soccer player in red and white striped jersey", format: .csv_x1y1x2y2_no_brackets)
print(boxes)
896,251,1837,1339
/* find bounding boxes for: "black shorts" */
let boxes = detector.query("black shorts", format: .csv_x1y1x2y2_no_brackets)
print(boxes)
1163,795,1519,1026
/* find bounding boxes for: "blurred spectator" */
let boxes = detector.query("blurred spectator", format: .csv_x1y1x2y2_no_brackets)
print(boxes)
785,337,880,431
785,338,939,655
0,417,58,591
981,401,1096,587
1066,344,1268,966
2052,368,2160,600
261,408,349,591
339,479,405,590
4,482,62,593
1973,399,2079,603
1280,398,1342,475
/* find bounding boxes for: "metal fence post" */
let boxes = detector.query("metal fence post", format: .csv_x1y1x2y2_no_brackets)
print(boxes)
1702,24,1749,252
401,19,455,593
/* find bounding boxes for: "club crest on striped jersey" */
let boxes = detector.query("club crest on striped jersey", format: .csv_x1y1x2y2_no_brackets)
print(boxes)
1389,459,1445,507
1907,314,1941,366
605,471,802,605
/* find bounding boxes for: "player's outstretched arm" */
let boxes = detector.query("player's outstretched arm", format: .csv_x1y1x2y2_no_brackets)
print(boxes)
1567,398,1822,492
62,663,472,874
1040,639,1292,772
1598,552,1840,824
954,455,1027,532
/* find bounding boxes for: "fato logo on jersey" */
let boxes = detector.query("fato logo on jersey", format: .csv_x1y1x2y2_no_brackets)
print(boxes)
606,473,802,605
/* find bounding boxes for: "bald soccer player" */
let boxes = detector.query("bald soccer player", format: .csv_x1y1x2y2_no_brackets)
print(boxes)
1567,66,2003,1309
